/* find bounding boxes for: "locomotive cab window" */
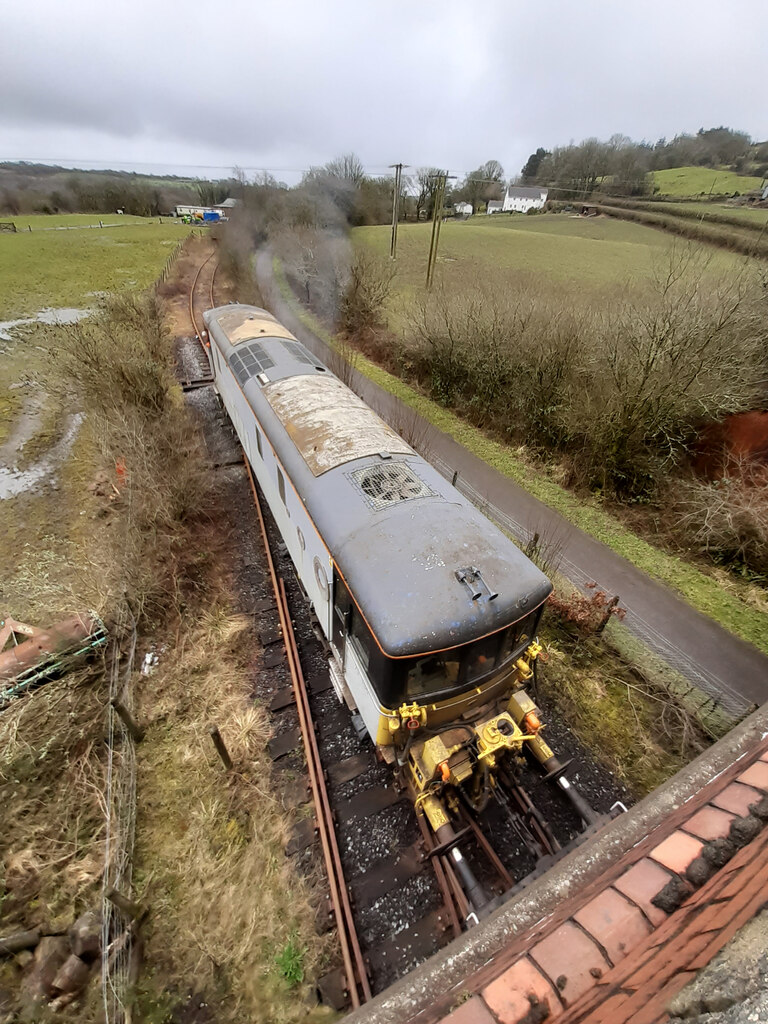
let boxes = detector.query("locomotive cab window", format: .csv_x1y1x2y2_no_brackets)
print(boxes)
386,606,544,705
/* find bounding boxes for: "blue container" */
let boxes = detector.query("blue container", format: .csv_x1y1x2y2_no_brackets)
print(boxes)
203,211,220,222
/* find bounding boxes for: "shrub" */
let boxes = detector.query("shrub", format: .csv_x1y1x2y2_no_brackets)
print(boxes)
674,466,768,575
338,248,394,338
48,293,210,619
406,248,765,499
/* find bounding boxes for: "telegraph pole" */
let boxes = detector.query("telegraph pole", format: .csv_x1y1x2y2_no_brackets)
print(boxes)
425,172,455,290
389,163,405,259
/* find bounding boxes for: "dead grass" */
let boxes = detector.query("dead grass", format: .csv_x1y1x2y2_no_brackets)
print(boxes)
538,623,709,797
132,607,331,1024
0,666,109,934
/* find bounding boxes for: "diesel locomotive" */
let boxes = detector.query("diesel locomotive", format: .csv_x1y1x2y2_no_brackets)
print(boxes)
203,303,598,910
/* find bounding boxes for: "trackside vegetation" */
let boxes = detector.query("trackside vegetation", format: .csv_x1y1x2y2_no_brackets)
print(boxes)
0,236,328,1020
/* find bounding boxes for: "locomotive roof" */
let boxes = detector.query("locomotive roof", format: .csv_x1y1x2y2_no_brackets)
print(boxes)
204,305,552,658
265,375,413,475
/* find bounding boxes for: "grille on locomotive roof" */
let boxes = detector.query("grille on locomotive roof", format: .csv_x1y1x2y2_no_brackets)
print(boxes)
281,340,316,365
230,341,275,386
351,462,432,511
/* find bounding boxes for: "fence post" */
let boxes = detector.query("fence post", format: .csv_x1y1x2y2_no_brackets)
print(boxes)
208,724,233,770
111,698,145,742
595,595,620,635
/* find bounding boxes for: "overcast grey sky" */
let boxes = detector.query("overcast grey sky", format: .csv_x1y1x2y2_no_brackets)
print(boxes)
1,0,766,183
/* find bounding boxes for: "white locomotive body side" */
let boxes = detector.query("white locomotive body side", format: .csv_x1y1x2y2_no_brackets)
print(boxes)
207,334,333,638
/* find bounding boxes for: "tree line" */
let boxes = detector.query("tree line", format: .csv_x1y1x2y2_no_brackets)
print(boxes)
0,162,241,217
521,127,767,199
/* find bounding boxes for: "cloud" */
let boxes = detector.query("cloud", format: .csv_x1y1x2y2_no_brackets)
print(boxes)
1,0,765,180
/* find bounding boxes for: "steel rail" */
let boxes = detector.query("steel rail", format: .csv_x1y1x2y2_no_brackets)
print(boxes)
209,260,218,309
188,249,214,342
457,804,516,890
243,456,370,1007
415,809,462,939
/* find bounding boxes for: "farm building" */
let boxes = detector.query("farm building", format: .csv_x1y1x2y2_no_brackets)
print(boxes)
453,202,473,216
213,197,238,214
502,186,548,213
486,200,503,214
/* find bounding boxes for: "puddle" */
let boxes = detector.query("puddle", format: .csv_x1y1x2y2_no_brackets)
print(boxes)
0,307,90,341
0,394,46,468
0,414,83,499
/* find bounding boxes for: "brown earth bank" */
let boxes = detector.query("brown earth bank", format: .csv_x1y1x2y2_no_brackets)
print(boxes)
131,238,331,1023
693,410,768,478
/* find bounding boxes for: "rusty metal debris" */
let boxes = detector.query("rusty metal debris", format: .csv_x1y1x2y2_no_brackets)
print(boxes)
0,612,107,708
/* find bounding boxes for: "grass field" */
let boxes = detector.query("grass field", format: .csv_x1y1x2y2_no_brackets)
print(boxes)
354,215,744,331
653,166,765,197
0,219,190,318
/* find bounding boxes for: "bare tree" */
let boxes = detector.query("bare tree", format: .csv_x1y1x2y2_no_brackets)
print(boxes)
415,167,444,221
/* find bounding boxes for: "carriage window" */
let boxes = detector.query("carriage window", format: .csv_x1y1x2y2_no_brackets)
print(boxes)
277,468,287,507
255,428,263,458
498,611,538,665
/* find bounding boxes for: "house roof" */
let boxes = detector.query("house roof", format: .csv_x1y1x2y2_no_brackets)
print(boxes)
487,200,503,210
215,198,238,208
505,186,547,199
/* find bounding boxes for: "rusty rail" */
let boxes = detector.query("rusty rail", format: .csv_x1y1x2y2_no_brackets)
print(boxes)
188,249,214,342
243,456,371,1007
209,260,218,310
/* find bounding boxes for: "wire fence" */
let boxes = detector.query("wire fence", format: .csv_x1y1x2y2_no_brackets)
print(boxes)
100,605,138,1024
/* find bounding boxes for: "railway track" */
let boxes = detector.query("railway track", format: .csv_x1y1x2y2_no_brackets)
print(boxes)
179,252,629,1010
180,245,217,389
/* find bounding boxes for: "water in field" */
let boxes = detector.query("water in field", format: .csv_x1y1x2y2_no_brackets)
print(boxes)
0,306,90,341
0,414,83,500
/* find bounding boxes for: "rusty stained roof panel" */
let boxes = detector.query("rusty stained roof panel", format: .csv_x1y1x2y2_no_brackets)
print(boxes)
264,374,413,476
215,305,297,345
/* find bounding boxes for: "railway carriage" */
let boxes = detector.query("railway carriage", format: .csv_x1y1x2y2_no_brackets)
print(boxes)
203,304,597,903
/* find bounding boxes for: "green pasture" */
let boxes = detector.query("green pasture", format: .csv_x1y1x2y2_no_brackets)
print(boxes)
0,220,190,318
653,166,764,197
355,214,742,330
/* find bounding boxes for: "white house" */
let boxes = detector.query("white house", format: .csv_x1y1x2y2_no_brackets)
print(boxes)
453,202,473,216
486,200,503,214
502,186,548,214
